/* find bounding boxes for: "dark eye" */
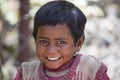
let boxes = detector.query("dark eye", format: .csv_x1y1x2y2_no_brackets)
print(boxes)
38,40,49,46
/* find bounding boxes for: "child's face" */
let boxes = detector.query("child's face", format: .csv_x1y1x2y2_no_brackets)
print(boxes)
36,24,82,69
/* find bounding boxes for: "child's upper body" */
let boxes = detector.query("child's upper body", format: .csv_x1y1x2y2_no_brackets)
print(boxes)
15,1,110,80
15,54,109,80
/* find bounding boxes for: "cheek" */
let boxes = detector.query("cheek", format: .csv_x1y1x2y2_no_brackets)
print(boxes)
36,46,45,56
61,46,75,63
60,45,75,55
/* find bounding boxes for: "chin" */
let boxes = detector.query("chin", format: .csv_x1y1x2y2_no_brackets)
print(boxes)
47,65,61,70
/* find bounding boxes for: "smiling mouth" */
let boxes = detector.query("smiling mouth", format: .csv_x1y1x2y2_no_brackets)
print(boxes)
46,57,61,61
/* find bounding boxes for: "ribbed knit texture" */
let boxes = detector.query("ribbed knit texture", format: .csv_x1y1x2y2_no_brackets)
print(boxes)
22,54,104,80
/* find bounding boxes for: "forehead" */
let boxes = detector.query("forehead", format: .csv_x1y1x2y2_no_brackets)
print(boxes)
37,24,73,39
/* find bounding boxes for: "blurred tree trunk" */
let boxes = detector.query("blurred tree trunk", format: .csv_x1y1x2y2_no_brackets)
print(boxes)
0,8,4,80
18,0,32,65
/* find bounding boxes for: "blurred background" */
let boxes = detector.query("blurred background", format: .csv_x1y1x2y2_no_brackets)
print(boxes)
0,0,120,80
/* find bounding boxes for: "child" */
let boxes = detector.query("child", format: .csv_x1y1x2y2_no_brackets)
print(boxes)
15,1,110,80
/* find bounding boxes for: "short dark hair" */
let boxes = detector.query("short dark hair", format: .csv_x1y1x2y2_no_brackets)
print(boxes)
33,0,86,43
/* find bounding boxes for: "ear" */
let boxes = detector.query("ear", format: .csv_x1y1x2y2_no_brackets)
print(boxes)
75,35,85,52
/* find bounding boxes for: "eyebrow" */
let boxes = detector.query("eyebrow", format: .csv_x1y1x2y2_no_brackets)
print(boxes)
37,36,68,41
37,36,48,39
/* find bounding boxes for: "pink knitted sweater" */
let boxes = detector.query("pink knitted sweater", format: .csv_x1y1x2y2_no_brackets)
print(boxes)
15,54,109,80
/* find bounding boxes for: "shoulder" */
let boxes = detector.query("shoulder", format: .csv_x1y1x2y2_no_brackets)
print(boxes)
78,54,107,79
22,60,40,73
79,55,102,70
15,61,40,80
22,60,40,69
95,62,109,80
14,66,22,80
22,60,40,72
21,60,41,79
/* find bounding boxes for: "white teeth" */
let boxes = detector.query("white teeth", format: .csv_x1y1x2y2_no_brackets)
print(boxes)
47,57,59,61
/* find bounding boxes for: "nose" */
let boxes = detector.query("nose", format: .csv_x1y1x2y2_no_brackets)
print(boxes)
46,45,57,55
